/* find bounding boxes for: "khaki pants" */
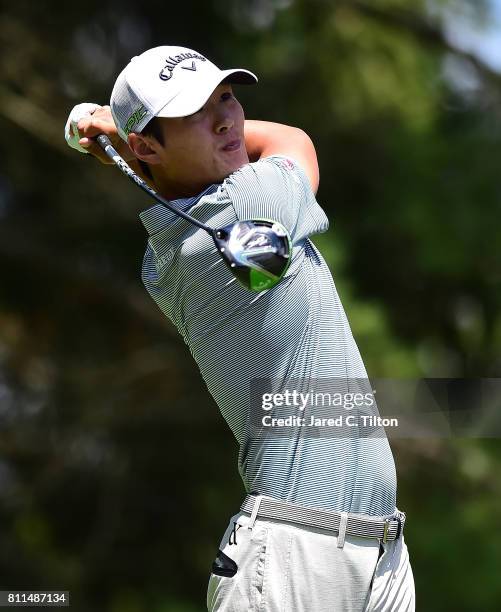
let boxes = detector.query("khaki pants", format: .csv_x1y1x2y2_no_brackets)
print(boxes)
207,508,415,612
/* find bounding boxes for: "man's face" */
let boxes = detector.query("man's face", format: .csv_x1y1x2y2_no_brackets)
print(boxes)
152,83,249,192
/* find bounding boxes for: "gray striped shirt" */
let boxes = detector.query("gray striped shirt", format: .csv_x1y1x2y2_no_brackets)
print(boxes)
140,155,397,516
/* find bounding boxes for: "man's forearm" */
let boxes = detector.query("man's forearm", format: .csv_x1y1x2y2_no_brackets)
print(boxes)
244,120,299,161
243,120,320,193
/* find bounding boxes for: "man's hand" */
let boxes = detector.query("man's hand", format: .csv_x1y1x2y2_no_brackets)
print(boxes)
64,103,135,164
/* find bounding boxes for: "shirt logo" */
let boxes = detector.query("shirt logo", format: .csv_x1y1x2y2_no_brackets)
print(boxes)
159,53,207,81
157,248,176,270
280,158,295,171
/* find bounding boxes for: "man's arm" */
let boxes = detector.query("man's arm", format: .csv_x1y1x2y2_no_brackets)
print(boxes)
66,106,319,192
244,120,320,194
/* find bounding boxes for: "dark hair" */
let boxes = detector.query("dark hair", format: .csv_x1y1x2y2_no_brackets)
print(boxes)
137,116,165,180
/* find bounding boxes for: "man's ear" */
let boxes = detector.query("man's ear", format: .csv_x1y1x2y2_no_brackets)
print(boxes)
128,133,162,165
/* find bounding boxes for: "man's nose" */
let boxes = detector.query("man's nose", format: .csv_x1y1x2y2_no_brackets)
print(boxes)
215,114,234,134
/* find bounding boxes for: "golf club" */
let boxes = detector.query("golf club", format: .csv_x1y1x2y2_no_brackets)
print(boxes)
96,134,292,292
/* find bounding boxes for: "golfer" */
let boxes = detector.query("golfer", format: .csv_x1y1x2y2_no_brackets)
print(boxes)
65,46,415,611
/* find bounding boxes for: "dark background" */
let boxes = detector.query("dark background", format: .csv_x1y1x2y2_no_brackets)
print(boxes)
1,0,500,610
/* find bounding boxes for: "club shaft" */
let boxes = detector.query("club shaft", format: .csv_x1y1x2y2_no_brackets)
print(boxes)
96,134,213,234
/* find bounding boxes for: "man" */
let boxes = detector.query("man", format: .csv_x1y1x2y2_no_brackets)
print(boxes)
65,46,415,611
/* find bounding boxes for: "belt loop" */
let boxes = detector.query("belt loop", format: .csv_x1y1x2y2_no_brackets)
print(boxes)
382,518,391,543
247,495,263,530
337,512,348,548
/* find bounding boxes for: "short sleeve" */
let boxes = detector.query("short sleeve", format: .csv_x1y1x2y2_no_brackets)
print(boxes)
222,155,329,244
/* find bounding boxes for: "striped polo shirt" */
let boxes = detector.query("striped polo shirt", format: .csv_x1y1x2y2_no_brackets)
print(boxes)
140,155,397,516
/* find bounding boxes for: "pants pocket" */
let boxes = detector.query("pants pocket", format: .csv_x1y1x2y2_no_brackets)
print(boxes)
207,515,269,612
364,534,415,612
369,542,386,590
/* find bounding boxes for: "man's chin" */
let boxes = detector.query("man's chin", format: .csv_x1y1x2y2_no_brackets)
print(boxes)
221,155,249,179
209,169,236,185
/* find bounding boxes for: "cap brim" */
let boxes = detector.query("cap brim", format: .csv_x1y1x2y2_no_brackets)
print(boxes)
220,68,258,85
156,68,258,119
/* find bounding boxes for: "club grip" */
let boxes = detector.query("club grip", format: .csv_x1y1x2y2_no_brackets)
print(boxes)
96,134,112,149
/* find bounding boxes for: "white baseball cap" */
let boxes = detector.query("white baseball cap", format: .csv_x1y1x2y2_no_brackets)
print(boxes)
110,45,258,141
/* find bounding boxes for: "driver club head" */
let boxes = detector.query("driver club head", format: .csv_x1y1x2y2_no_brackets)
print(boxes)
213,219,292,292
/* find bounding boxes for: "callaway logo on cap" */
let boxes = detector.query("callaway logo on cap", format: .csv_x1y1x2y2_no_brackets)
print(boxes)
110,45,258,141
